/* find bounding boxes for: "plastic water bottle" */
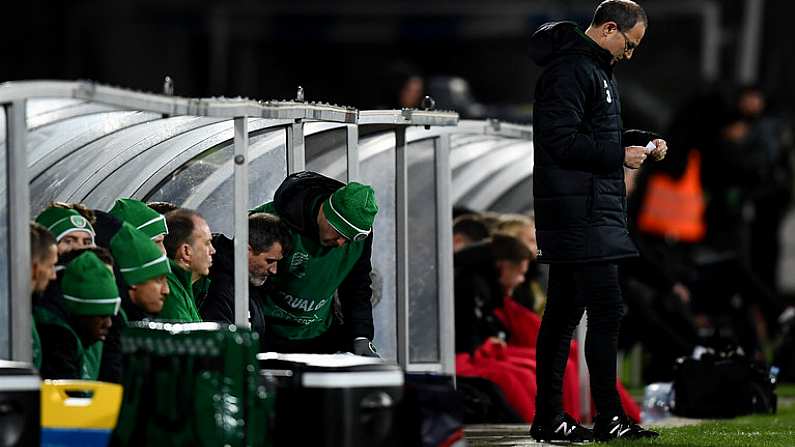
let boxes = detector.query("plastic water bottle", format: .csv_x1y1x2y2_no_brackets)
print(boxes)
641,382,674,423
770,366,780,385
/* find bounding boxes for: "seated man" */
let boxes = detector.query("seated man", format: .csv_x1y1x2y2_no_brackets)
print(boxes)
35,250,121,380
453,234,531,353
35,207,95,255
109,198,169,255
453,214,490,253
495,215,546,313
30,222,58,370
159,209,215,321
200,213,290,343
251,171,379,356
110,223,172,321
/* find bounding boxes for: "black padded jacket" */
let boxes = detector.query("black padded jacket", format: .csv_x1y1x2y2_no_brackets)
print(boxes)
530,21,654,263
200,234,270,344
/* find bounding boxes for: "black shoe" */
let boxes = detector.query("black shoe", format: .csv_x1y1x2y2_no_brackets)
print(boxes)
530,413,594,444
593,414,659,441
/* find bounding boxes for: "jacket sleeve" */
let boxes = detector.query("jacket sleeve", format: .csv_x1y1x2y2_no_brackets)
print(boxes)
200,276,235,324
97,313,124,383
534,62,624,173
38,324,82,380
623,129,662,147
454,272,480,354
337,235,375,341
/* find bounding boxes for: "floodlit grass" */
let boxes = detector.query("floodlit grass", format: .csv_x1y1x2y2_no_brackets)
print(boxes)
777,383,795,398
609,400,795,447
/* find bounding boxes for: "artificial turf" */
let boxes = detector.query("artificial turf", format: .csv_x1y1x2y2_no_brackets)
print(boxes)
608,394,795,447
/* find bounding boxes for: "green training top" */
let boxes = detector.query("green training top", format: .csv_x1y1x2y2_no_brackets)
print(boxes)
157,259,203,322
252,201,365,340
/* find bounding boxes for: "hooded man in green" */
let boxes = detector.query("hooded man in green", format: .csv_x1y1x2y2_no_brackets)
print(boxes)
111,223,172,321
35,250,121,380
91,223,173,383
251,171,379,356
109,198,169,255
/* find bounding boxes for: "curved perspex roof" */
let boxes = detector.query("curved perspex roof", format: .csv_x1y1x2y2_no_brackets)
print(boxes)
0,80,532,374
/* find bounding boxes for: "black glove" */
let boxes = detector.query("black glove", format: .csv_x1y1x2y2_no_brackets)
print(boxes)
352,337,381,358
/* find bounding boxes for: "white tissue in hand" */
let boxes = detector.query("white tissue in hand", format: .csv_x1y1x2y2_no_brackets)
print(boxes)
645,141,656,153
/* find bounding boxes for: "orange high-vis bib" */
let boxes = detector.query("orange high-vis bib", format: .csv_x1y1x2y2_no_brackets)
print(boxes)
637,149,706,242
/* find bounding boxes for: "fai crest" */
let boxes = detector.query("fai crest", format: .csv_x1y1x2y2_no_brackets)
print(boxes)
289,251,310,278
70,215,87,228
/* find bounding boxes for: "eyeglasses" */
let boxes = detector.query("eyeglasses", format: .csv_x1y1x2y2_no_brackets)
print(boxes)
619,30,638,54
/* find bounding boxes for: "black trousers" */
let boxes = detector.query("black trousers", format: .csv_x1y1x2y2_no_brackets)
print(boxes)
535,262,625,420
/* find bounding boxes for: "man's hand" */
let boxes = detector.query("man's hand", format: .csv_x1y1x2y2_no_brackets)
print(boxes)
352,337,381,358
649,139,668,161
671,282,691,304
624,145,648,169
486,336,507,347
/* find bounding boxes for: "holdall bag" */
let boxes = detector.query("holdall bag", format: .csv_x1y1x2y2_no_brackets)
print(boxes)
671,348,777,418
402,373,465,447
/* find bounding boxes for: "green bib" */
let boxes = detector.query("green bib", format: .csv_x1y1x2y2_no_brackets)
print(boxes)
255,202,365,340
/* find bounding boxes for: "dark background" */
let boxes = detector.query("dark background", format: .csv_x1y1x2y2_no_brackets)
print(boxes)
5,0,795,133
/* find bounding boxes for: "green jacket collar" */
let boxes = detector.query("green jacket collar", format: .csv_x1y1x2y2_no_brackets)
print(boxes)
168,259,193,288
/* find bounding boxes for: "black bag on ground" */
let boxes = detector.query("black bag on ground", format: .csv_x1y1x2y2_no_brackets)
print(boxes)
773,322,795,382
402,373,465,447
672,348,777,418
455,376,524,424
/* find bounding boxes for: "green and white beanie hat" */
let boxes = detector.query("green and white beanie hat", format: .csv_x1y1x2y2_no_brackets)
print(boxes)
108,198,168,240
61,251,120,316
35,207,95,243
110,222,171,286
323,182,379,241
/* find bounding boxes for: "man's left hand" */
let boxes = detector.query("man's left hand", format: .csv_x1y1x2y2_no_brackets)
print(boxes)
353,337,381,358
650,139,668,161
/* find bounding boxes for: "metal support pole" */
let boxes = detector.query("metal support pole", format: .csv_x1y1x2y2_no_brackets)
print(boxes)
700,1,721,82
577,315,591,423
233,117,250,328
346,124,359,182
6,100,32,363
395,127,410,369
435,134,455,376
737,0,764,84
286,120,305,174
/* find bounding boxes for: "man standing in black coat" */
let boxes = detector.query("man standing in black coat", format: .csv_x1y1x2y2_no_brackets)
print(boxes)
529,0,667,442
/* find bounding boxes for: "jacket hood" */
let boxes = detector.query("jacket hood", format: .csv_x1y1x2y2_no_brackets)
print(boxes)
529,21,614,69
273,171,345,239
209,233,235,276
92,210,123,250
454,241,500,286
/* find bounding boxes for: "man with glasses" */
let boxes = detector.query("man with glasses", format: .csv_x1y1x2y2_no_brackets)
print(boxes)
529,0,666,442
251,171,380,356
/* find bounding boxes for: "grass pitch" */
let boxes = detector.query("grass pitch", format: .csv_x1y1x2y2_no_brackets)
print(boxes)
609,384,795,447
